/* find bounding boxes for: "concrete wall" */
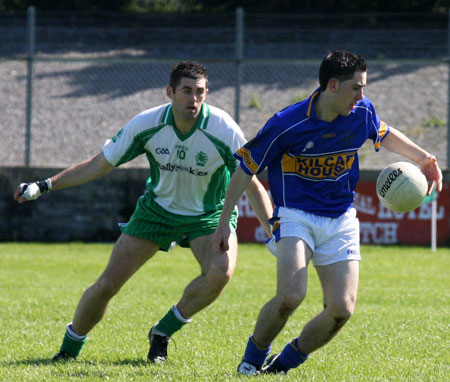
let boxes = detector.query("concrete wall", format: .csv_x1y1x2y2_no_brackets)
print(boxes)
0,167,149,242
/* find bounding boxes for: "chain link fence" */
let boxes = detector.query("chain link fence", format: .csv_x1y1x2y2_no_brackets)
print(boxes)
1,9,448,169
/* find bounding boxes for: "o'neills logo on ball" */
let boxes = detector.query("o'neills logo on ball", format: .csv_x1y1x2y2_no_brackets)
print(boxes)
378,168,403,197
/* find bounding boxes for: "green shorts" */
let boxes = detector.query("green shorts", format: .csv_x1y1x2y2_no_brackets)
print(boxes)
120,191,237,251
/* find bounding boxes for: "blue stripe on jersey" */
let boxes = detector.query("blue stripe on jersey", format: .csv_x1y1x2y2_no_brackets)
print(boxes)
235,88,390,218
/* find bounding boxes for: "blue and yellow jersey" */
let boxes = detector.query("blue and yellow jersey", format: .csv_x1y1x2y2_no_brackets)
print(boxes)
235,88,389,218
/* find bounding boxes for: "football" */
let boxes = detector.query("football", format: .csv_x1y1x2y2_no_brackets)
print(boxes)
376,161,428,213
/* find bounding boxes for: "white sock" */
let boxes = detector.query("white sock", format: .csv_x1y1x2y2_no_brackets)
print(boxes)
66,322,87,341
172,305,192,323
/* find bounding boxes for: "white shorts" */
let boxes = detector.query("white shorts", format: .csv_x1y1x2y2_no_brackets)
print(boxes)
272,207,361,266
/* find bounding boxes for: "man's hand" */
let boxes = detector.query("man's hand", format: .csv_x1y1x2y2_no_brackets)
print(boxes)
419,156,443,195
212,224,231,253
13,179,52,203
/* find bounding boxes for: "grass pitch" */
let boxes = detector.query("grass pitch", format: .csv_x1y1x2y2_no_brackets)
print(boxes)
0,243,449,381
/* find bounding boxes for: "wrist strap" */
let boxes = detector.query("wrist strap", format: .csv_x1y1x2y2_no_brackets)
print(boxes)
36,178,52,193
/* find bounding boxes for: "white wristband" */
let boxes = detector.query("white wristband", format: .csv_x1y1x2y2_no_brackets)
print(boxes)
45,178,52,190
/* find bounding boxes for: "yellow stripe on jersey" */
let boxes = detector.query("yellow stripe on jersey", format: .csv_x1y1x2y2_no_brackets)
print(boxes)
272,220,280,232
306,90,320,117
375,120,388,150
236,147,259,174
282,152,356,180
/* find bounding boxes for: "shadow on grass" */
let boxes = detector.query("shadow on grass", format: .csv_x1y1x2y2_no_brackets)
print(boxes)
110,359,150,366
1,358,155,367
0,358,54,366
1,357,180,379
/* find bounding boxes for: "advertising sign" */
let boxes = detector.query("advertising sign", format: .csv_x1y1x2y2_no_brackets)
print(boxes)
355,182,449,245
236,181,449,246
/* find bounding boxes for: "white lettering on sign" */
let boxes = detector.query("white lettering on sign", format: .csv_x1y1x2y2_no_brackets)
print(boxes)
360,222,399,244
353,193,376,215
355,191,446,222
417,202,445,220
376,201,445,220
377,203,407,220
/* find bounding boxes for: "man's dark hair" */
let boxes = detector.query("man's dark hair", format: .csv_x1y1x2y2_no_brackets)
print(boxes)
319,50,367,91
169,61,208,92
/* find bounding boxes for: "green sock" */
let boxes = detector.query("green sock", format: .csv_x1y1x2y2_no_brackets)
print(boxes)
155,307,188,337
59,331,87,357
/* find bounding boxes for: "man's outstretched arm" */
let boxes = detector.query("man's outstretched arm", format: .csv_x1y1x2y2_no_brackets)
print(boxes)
14,152,114,203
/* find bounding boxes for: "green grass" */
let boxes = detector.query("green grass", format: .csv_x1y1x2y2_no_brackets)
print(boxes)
0,243,449,381
249,94,262,111
422,118,446,129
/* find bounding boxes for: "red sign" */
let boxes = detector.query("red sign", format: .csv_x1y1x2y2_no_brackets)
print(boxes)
236,181,449,245
355,181,449,245
236,186,271,243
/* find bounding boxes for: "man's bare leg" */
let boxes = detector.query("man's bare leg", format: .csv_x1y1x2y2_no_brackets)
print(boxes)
53,234,158,360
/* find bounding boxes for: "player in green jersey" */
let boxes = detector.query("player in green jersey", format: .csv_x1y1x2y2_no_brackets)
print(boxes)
14,61,273,363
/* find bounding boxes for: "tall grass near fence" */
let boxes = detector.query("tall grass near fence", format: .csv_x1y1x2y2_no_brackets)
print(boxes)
0,243,449,381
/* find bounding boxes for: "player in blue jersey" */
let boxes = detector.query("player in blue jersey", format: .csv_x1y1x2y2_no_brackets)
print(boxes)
14,61,274,364
212,50,442,375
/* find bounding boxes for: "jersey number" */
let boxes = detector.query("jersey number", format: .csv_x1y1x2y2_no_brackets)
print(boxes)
176,149,186,160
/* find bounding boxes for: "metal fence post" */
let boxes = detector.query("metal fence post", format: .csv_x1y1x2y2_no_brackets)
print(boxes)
235,7,244,125
25,6,35,166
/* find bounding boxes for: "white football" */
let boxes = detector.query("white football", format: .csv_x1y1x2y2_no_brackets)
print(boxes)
376,161,428,213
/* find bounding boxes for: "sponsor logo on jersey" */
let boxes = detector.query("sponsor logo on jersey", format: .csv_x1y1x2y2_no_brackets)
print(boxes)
175,144,190,152
282,151,356,180
195,151,208,167
375,121,388,150
156,162,208,176
236,147,259,173
379,121,388,137
111,128,124,143
156,147,171,155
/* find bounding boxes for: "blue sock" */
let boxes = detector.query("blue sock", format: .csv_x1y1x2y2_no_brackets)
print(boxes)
243,336,272,367
278,338,309,370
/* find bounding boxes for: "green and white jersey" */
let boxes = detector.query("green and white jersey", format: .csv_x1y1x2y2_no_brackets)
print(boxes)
103,103,246,216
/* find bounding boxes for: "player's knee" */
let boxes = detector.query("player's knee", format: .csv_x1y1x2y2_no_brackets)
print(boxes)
278,284,307,311
94,276,122,299
207,267,232,291
326,301,355,322
277,293,305,317
206,257,235,289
